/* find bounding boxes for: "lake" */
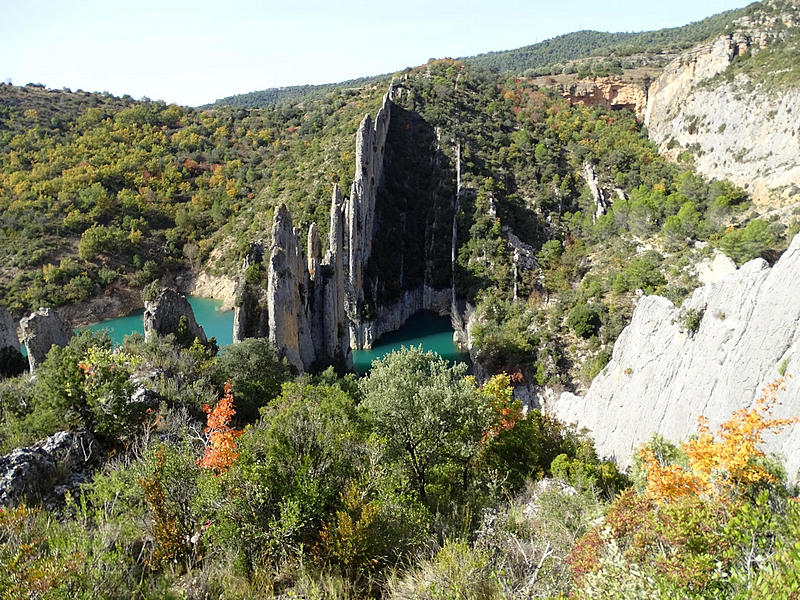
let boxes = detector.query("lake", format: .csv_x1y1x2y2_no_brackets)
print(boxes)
351,311,471,374
79,301,468,374
83,297,234,347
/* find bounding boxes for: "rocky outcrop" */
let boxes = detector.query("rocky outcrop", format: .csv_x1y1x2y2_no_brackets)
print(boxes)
20,307,74,371
143,288,207,344
233,92,394,371
267,204,316,371
645,22,800,204
245,186,353,373
561,76,648,121
553,233,800,478
232,241,269,343
0,308,19,352
346,93,391,347
0,430,97,507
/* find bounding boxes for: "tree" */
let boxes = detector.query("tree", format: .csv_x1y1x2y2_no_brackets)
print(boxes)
210,337,291,423
197,381,243,474
359,347,494,504
639,377,797,503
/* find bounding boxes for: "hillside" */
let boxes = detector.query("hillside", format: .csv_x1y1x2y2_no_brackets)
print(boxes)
1,2,800,598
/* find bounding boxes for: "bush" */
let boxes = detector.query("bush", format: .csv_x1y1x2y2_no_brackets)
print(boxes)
210,338,292,423
567,302,602,338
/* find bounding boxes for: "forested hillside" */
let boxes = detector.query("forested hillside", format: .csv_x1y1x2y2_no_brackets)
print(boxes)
2,2,800,597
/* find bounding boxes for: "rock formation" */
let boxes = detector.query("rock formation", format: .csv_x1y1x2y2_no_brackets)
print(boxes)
267,204,316,371
553,233,800,479
0,430,96,507
143,288,207,344
345,92,391,347
20,307,74,371
0,308,19,353
232,240,269,343
559,76,649,121
645,20,800,204
236,185,353,373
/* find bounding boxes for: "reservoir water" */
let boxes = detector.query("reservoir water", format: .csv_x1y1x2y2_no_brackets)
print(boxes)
351,311,470,374
84,297,234,347
76,302,467,374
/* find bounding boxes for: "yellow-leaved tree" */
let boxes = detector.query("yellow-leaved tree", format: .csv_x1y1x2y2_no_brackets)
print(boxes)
640,376,797,502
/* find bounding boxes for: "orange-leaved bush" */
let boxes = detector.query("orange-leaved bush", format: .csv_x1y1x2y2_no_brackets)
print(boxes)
640,376,797,502
197,380,243,474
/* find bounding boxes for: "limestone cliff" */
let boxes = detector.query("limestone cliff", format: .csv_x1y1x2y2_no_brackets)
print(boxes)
143,288,207,345
645,10,800,204
20,308,74,371
345,92,391,346
553,233,800,478
246,186,352,373
560,76,649,121
0,308,19,353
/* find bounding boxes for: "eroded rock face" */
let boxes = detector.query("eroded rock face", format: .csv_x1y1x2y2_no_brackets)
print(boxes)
346,93,391,346
561,76,648,121
260,188,353,373
0,308,19,353
232,241,269,343
553,233,800,478
645,22,800,204
20,307,74,371
0,430,97,507
143,288,207,344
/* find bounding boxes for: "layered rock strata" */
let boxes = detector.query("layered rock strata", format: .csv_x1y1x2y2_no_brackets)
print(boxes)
553,233,800,478
645,26,800,204
20,307,74,371
561,76,649,121
143,288,207,344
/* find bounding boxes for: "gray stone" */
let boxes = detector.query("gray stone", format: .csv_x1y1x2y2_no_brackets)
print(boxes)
143,288,207,344
20,307,74,371
267,204,315,372
346,93,391,347
0,307,19,352
0,430,97,507
645,24,800,204
552,233,800,479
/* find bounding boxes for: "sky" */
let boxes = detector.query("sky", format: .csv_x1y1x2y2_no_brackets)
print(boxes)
1,0,752,107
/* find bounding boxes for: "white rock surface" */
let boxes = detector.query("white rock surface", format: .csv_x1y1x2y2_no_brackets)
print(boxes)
20,307,74,371
695,252,738,286
645,29,800,204
553,233,800,478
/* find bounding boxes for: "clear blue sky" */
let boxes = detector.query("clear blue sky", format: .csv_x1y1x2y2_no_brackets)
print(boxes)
1,0,751,107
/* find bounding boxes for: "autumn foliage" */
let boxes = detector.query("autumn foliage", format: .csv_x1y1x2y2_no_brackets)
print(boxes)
197,381,243,474
640,376,797,503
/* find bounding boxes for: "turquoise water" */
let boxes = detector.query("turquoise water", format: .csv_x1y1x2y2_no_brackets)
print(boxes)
63,303,465,374
83,297,234,347
352,311,471,374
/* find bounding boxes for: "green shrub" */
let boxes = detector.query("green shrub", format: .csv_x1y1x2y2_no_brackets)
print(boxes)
567,303,602,338
210,337,292,423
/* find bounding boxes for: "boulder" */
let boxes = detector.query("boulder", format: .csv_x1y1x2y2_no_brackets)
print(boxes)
20,307,74,371
0,430,97,507
143,288,207,344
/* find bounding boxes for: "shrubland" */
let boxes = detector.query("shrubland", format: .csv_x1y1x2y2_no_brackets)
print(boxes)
1,339,796,598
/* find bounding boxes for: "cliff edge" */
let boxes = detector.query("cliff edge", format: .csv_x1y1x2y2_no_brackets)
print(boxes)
553,233,800,478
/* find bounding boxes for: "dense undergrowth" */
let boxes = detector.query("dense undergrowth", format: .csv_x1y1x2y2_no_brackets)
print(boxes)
0,334,798,598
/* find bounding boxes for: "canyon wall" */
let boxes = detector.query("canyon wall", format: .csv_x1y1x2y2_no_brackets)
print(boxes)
553,233,800,479
645,23,800,204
